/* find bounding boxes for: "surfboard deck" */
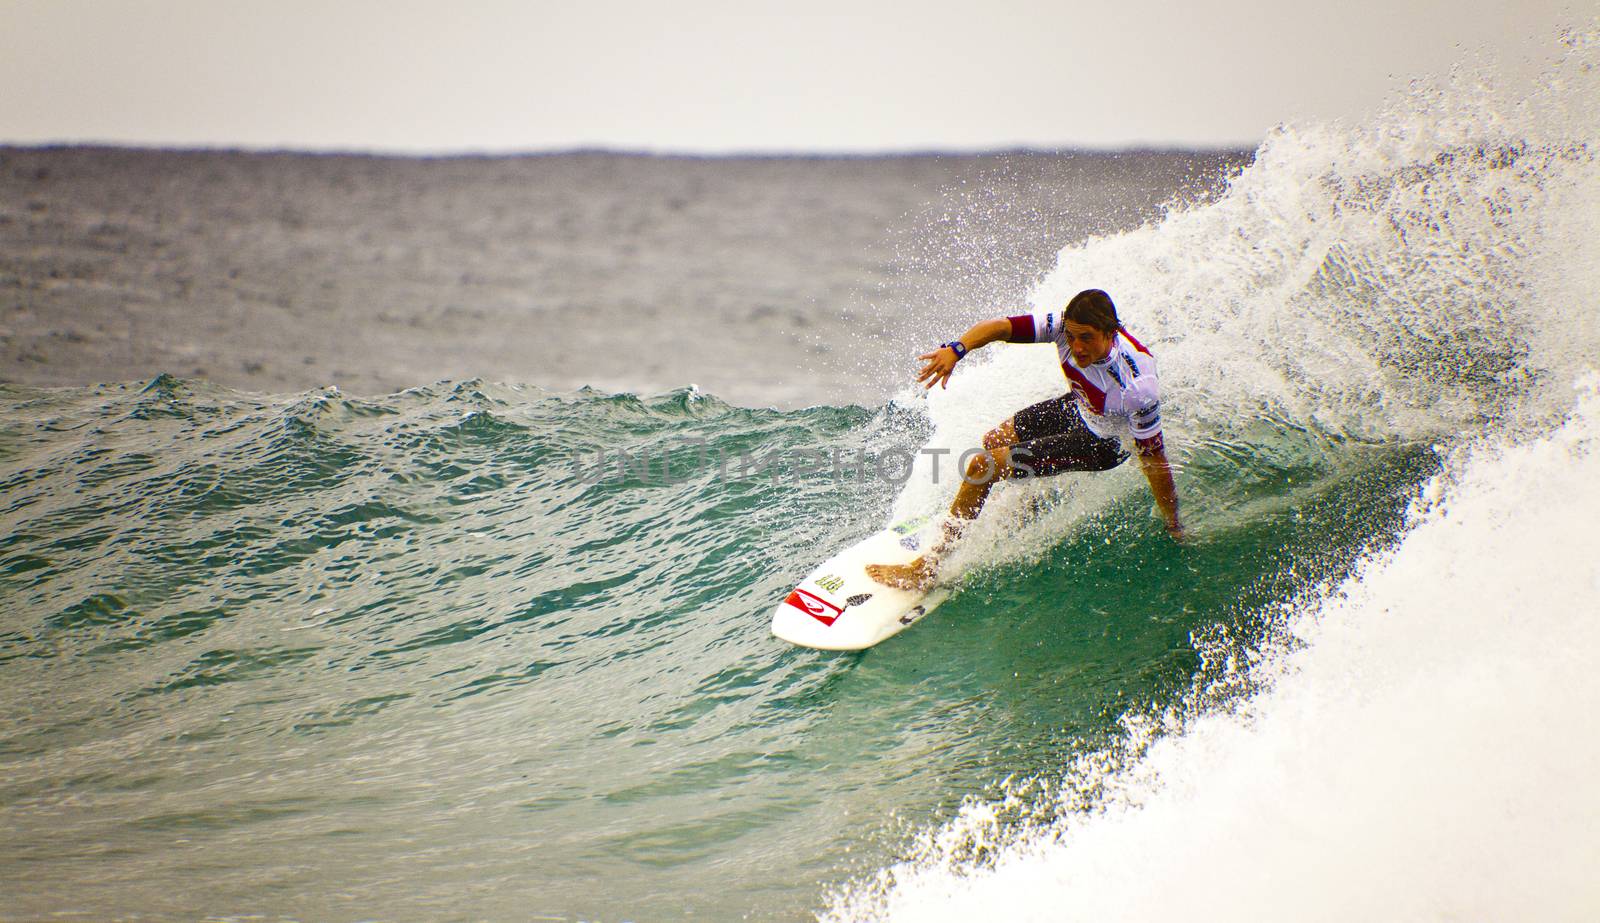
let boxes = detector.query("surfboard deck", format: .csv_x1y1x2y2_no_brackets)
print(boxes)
771,517,951,650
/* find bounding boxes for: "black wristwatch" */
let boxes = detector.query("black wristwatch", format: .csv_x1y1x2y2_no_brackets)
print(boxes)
942,340,968,360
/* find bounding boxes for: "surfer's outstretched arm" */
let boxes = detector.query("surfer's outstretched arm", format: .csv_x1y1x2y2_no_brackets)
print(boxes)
916,318,1017,390
1136,437,1184,541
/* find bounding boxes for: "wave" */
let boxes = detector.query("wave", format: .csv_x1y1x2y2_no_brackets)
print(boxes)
823,372,1600,922
825,28,1600,922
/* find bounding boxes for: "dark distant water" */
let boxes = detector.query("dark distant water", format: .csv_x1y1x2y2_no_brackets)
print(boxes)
0,147,1244,407
3,41,1600,922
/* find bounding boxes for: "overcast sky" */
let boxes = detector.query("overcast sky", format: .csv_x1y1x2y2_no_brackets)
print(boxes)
0,0,1587,153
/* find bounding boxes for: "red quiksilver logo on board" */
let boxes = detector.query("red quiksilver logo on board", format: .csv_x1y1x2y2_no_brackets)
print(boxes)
785,588,844,626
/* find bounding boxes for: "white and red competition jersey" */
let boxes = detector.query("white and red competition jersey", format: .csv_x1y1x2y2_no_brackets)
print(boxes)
1006,309,1163,447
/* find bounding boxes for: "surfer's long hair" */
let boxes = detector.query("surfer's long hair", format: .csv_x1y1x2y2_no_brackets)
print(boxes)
1064,289,1121,334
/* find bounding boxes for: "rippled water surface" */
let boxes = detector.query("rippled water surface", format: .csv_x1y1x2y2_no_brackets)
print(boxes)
1,373,1438,920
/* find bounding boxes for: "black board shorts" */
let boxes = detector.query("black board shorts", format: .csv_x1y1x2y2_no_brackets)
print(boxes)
1008,393,1129,478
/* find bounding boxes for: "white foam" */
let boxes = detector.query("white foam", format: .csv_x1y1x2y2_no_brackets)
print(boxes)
830,371,1600,922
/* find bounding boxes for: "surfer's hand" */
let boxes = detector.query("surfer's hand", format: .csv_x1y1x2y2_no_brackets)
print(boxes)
1166,518,1186,543
916,348,958,390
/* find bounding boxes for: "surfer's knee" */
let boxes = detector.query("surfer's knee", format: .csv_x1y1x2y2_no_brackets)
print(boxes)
982,420,1018,451
962,446,1011,485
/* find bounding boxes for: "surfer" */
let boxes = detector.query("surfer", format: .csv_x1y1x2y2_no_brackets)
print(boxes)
867,289,1182,590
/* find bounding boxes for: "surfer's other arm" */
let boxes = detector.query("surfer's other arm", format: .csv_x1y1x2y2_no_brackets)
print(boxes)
917,318,1016,390
1136,435,1184,541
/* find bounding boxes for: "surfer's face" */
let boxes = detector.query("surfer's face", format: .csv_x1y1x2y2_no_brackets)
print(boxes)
1063,320,1115,366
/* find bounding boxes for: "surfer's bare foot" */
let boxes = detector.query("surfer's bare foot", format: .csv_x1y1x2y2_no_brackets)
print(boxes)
866,557,936,590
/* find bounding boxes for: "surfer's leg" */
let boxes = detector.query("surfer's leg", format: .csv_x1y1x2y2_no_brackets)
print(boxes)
962,418,1020,519
949,444,1013,520
982,418,1019,451
867,407,1042,591
953,397,1070,520
866,445,1015,590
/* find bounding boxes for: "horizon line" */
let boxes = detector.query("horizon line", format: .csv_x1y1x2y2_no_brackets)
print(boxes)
0,139,1262,161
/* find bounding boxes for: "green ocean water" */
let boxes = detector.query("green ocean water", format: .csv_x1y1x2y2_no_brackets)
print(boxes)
0,374,1432,921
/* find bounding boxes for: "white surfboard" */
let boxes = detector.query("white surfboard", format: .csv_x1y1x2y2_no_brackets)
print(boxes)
771,516,952,650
